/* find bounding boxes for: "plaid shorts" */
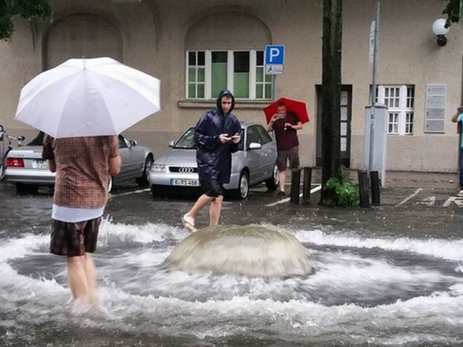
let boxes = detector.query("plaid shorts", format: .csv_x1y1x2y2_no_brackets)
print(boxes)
50,217,101,257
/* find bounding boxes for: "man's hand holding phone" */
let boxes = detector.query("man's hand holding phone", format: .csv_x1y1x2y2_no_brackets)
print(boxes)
271,113,284,122
219,133,231,143
231,132,241,144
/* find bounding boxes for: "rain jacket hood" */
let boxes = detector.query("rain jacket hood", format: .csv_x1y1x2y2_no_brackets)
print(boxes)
216,89,235,116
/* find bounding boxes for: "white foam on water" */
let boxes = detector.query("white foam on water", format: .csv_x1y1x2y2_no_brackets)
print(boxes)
87,287,463,343
294,228,463,261
97,218,188,245
306,251,460,295
0,233,48,262
1,223,463,345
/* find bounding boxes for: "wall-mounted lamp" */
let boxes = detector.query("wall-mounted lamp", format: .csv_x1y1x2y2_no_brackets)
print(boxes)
432,18,449,46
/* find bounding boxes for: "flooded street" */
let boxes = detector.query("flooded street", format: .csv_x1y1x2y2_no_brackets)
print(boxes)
1,182,463,346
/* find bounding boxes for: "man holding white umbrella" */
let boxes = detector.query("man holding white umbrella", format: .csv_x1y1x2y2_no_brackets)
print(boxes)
15,57,161,305
42,134,121,304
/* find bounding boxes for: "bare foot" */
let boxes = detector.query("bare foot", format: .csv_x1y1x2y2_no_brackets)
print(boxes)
182,214,198,232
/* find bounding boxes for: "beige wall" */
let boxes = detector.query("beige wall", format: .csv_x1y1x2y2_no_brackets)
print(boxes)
0,0,461,171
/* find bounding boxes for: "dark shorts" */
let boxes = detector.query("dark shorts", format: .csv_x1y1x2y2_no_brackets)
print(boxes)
276,146,300,171
50,217,101,257
200,179,224,197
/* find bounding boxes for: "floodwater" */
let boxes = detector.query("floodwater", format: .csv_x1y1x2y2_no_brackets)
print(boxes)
1,183,463,346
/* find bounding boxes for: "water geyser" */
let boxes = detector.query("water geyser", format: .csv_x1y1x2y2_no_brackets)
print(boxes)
163,224,314,277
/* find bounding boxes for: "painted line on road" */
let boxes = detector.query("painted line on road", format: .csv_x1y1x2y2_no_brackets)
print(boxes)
443,196,455,207
266,184,322,207
394,188,423,207
109,188,150,199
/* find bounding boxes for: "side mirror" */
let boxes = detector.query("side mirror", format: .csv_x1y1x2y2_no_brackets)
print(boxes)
248,142,262,150
0,125,3,141
129,140,138,147
168,140,175,148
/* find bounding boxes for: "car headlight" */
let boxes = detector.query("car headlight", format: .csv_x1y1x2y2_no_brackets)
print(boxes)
151,164,166,172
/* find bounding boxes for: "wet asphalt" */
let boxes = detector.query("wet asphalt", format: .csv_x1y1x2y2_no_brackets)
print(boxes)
1,179,463,347
1,176,462,240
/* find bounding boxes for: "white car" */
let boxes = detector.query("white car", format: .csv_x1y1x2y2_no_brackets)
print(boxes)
149,122,279,199
4,132,154,194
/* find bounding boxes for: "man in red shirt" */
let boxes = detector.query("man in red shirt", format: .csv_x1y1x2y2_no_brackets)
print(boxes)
267,102,303,196
43,135,121,305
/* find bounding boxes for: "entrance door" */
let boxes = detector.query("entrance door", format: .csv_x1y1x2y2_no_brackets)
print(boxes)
316,85,352,168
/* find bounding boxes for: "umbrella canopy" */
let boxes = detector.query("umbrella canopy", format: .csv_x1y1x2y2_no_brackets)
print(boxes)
263,97,309,125
15,57,161,138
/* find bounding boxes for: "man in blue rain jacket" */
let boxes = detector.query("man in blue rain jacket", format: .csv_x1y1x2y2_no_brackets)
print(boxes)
182,89,241,232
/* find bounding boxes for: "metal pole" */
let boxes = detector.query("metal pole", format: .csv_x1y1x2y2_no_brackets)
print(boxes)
369,2,380,174
272,75,276,101
358,170,370,208
302,167,312,204
290,168,301,204
371,170,380,205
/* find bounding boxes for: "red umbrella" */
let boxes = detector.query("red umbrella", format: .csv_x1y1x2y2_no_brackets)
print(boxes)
263,97,310,125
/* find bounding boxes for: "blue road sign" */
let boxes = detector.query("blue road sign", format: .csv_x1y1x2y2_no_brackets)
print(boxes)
265,45,285,65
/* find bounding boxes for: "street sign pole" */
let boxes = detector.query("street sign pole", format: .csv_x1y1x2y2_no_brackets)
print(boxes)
272,75,276,101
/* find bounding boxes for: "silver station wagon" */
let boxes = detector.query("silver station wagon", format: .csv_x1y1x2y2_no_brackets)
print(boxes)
149,122,279,199
4,132,154,194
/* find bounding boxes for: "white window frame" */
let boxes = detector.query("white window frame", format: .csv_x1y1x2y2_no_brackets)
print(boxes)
377,85,414,135
186,49,272,101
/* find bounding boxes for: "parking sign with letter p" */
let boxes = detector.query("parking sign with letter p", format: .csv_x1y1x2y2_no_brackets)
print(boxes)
265,45,285,75
265,45,285,65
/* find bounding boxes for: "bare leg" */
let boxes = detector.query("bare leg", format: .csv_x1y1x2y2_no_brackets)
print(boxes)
278,170,286,192
67,256,89,300
83,253,97,304
183,194,215,231
209,195,224,226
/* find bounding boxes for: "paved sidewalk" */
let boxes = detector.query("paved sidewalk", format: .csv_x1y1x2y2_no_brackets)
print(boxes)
308,168,459,189
283,168,460,208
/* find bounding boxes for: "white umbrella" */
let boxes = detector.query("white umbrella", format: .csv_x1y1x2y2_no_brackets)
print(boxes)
15,57,161,138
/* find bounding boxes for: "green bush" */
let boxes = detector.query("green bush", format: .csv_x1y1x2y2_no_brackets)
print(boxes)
325,176,359,207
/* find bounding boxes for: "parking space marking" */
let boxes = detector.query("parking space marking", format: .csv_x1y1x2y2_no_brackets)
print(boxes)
445,197,463,208
455,199,463,207
443,197,455,207
395,188,423,207
265,184,322,207
109,188,150,199
416,196,436,206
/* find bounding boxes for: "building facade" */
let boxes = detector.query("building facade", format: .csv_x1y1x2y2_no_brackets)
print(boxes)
0,0,461,172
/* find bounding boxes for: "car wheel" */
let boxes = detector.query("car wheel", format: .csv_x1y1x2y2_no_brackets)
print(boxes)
108,176,113,193
15,183,38,195
136,155,154,186
232,171,249,199
0,163,5,181
265,163,279,190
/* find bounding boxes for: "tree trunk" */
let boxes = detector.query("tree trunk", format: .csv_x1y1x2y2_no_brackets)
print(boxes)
319,0,343,207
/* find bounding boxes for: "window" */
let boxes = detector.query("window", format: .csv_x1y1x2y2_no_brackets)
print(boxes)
246,126,261,148
186,50,272,100
376,85,415,135
118,135,128,148
187,52,205,99
255,125,272,145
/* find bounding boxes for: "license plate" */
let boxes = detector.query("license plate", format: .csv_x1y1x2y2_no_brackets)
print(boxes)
170,179,199,186
31,160,47,169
